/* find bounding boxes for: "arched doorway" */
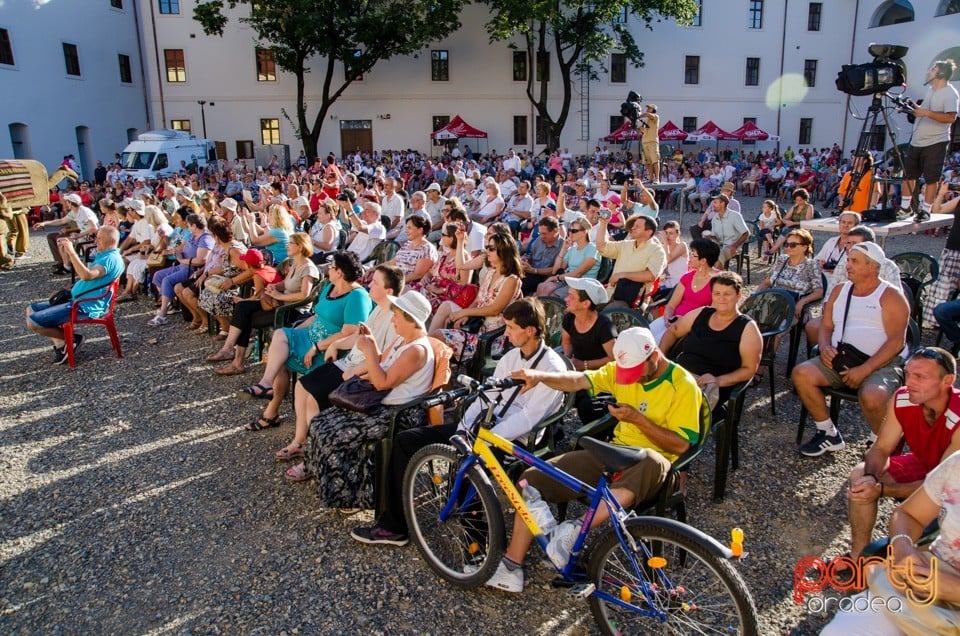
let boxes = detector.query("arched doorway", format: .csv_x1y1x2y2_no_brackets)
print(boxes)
75,125,93,181
869,0,915,27
8,123,33,159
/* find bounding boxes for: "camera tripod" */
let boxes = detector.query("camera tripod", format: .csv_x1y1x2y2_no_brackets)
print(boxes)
840,92,909,217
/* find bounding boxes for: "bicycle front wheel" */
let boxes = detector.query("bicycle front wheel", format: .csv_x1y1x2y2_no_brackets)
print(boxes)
402,443,505,588
587,519,759,635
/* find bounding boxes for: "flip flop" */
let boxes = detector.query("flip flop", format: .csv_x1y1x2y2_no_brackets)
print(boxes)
238,383,274,400
285,463,312,482
206,351,234,363
215,364,245,376
245,414,283,431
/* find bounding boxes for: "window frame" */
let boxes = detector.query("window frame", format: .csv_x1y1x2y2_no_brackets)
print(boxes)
110,0,123,9
260,118,281,145
808,2,822,31
345,49,363,82
690,0,703,26
513,115,528,146
748,0,764,29
170,119,192,134
684,55,700,85
63,42,81,77
535,115,549,145
164,48,186,83
255,47,276,82
799,117,813,145
610,52,627,83
803,59,818,88
158,0,180,15
536,51,550,83
745,57,760,86
118,53,133,84
431,49,449,82
512,51,527,82
610,116,623,134
0,28,14,66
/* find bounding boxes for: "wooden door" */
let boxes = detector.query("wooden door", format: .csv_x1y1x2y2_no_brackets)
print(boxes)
340,120,373,155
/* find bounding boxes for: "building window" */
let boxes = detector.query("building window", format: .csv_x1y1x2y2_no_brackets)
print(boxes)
62,43,80,76
432,115,450,146
535,116,549,145
808,3,822,30
159,0,179,14
512,51,527,82
260,118,280,145
745,57,760,86
610,53,627,83
742,117,757,145
748,0,764,29
690,0,702,26
869,0,915,27
236,140,254,159
936,1,960,17
682,117,698,133
256,48,276,82
170,119,191,133
613,7,628,24
345,49,363,81
536,51,550,82
118,54,132,84
431,50,449,81
164,49,185,83
799,117,813,145
684,55,699,85
513,115,528,146
803,59,817,87
0,29,14,66
610,116,622,133
110,0,123,9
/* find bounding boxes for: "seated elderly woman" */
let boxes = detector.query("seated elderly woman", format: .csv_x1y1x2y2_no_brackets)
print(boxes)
372,215,437,284
186,221,249,335
206,232,320,375
757,228,823,322
285,292,436,507
659,271,763,409
149,213,214,326
649,238,720,344
118,205,172,301
237,250,372,431
274,265,404,461
428,231,523,362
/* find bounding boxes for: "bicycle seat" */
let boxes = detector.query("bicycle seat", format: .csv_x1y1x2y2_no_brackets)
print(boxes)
579,437,649,473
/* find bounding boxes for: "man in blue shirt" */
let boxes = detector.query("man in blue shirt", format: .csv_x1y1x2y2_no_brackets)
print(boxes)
26,226,124,365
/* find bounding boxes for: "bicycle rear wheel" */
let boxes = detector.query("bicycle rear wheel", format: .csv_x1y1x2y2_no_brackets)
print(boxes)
587,519,759,635
403,443,505,588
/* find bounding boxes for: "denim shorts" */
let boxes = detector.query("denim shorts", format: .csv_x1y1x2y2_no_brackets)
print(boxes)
28,300,80,329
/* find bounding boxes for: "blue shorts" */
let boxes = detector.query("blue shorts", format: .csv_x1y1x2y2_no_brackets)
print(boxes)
28,301,87,329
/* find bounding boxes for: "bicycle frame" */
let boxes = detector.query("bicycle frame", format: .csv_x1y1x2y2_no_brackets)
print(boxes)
442,426,675,621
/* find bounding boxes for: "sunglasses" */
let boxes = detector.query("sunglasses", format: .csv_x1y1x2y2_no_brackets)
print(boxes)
568,228,583,234
784,242,804,248
484,245,497,252
910,347,955,374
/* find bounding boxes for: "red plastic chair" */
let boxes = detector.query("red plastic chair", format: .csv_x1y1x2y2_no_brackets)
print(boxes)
61,279,122,368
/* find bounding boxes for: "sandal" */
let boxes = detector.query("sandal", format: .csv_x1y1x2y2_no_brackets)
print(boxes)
245,413,283,431
275,442,304,461
285,463,312,482
186,320,203,331
215,363,245,376
239,383,274,400
213,330,229,341
206,350,234,363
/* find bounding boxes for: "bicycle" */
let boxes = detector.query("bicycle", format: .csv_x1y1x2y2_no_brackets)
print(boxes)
403,375,760,635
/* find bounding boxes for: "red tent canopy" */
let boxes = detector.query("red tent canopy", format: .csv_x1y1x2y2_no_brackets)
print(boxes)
691,120,739,141
658,121,689,141
729,120,780,141
430,115,488,139
601,121,639,142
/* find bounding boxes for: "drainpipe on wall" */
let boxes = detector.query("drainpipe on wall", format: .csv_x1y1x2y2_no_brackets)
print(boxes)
776,0,789,155
840,0,861,157
132,0,151,129
148,0,166,129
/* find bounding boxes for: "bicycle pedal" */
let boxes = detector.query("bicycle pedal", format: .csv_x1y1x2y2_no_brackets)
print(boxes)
567,582,596,599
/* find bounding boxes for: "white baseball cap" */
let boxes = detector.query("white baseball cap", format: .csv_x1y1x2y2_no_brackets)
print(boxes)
612,327,657,384
565,277,608,307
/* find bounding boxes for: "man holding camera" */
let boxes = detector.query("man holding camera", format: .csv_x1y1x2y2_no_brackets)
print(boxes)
792,242,910,457
899,59,959,221
638,104,660,183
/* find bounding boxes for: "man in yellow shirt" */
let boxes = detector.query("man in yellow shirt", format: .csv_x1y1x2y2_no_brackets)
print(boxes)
638,104,661,183
480,327,703,593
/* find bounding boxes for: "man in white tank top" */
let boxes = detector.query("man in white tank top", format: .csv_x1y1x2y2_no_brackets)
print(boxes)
792,242,910,457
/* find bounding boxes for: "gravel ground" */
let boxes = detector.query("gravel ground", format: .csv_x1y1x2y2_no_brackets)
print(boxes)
0,203,945,635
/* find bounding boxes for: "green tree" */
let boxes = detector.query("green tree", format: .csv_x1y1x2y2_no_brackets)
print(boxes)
484,0,698,149
194,0,464,160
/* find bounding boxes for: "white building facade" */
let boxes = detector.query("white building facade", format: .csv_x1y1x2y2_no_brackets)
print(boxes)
2,1,958,169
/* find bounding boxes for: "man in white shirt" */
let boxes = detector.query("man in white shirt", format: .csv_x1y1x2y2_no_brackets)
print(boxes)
346,201,386,262
34,193,100,274
502,150,522,174
502,180,534,235
380,177,405,239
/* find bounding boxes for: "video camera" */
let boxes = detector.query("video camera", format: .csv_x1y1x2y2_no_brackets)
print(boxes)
835,44,908,96
619,91,646,129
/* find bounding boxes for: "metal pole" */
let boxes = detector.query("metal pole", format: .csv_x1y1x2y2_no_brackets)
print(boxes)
198,101,207,138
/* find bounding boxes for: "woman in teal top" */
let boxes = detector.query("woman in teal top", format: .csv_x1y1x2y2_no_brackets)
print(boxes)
536,215,601,298
244,203,293,266
240,249,372,431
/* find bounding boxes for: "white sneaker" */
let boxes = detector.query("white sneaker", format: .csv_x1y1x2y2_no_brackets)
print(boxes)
485,560,524,593
546,520,582,568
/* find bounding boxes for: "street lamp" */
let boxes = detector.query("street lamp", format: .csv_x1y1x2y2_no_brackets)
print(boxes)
197,100,215,138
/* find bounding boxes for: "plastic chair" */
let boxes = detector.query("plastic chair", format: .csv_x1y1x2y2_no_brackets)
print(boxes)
796,318,920,443
363,240,400,267
61,279,122,368
729,221,758,284
741,289,796,415
711,381,749,502
596,257,614,285
785,272,827,376
891,251,939,333
536,295,566,349
600,306,650,333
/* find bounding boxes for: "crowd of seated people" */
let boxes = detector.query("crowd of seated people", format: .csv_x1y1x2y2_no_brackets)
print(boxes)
22,143,960,624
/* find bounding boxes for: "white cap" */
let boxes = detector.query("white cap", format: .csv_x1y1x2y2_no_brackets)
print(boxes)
426,183,442,192
121,198,145,215
219,198,238,212
612,327,657,384
850,241,886,266
565,277,608,307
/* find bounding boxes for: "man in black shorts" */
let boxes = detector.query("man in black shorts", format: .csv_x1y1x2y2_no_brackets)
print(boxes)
899,60,959,221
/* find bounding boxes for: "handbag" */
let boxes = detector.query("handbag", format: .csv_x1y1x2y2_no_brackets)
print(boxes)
329,376,391,414
48,288,72,306
448,283,479,309
612,278,645,304
204,274,231,292
831,284,873,373
146,253,166,268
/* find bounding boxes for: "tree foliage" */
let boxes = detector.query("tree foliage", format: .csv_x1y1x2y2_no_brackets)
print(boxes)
484,0,699,149
194,0,464,160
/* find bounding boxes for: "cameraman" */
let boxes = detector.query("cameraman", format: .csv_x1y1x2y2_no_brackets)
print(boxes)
899,60,959,220
638,104,661,183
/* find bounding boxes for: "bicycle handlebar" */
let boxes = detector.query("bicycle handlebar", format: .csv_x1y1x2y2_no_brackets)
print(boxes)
421,375,524,409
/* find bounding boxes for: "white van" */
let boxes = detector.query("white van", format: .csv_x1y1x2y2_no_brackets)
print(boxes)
119,130,217,179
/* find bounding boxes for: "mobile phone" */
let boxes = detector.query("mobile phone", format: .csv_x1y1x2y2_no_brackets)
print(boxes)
358,321,370,335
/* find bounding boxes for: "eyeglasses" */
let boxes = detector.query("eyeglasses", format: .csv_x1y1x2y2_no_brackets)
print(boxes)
484,245,497,252
784,242,804,248
568,228,583,234
910,347,955,374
